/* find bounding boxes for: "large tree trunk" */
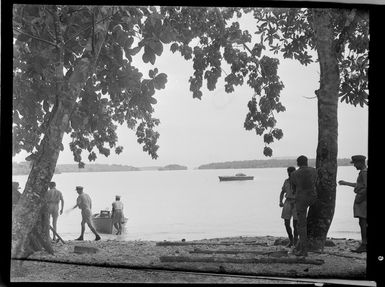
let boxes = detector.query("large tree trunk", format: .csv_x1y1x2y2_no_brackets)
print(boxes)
11,98,73,259
11,6,73,259
307,9,340,251
12,6,110,259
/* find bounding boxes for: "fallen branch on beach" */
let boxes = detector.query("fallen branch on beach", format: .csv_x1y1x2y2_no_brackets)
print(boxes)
159,255,325,265
219,241,268,246
189,248,288,257
156,241,268,247
312,250,365,260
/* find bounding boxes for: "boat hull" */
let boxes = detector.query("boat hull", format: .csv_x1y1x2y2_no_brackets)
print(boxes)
92,215,128,234
219,176,254,181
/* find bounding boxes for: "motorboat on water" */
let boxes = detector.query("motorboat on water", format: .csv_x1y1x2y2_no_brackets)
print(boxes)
218,173,254,181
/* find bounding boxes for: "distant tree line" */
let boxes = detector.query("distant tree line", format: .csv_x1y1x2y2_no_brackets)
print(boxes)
12,162,189,175
158,164,187,171
12,162,140,175
198,158,352,170
13,159,352,175
12,161,61,175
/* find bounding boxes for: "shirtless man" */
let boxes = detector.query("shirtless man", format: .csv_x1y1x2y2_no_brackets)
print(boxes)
46,182,64,241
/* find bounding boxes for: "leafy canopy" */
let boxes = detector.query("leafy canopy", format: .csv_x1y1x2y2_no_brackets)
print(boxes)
13,5,178,166
161,7,368,156
13,6,369,162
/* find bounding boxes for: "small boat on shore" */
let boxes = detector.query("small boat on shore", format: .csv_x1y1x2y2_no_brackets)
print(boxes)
92,210,128,234
218,173,254,181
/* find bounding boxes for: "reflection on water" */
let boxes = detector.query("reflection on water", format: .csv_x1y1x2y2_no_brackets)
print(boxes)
13,166,361,241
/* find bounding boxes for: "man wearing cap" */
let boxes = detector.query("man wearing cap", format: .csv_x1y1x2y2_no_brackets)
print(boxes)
45,182,64,242
112,195,124,235
71,186,101,241
338,155,367,253
290,155,318,257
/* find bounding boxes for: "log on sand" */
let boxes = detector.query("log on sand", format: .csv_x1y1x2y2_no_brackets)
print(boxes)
74,246,100,254
190,248,288,257
156,241,267,247
159,255,324,265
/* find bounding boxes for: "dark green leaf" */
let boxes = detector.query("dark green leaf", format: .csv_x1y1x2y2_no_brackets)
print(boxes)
263,146,273,157
153,73,167,89
129,46,142,56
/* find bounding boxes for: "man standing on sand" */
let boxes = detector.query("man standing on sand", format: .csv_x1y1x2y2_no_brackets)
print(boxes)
112,195,124,235
338,155,367,253
71,186,101,241
45,182,64,242
279,166,298,248
291,155,317,257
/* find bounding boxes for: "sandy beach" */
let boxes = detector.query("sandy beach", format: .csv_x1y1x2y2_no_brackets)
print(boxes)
10,235,368,284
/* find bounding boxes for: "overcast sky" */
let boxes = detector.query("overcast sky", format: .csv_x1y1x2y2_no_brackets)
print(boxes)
13,8,369,169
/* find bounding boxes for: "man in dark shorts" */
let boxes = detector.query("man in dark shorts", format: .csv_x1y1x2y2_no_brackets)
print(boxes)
71,186,101,241
338,155,367,253
291,155,317,257
279,166,298,247
45,182,64,242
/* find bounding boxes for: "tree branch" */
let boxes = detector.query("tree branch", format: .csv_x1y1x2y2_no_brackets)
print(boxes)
63,9,118,47
13,27,57,47
335,9,357,55
242,43,253,55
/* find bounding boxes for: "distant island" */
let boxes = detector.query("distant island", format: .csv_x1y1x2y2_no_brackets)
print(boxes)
13,158,354,175
12,161,63,175
197,158,352,170
57,163,140,173
158,164,187,171
13,162,187,175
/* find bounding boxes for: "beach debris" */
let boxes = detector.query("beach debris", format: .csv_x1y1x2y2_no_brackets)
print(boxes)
190,248,267,255
74,245,100,254
273,238,290,246
159,255,325,265
220,241,268,246
156,241,267,247
274,238,336,247
324,240,336,247
189,248,287,257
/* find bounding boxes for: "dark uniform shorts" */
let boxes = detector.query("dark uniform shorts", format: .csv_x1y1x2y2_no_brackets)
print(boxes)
281,199,297,220
354,200,367,219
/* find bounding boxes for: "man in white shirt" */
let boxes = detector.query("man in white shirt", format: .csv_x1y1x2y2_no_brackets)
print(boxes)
112,195,124,235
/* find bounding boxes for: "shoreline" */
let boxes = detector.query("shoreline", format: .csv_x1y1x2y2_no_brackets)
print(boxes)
10,235,368,283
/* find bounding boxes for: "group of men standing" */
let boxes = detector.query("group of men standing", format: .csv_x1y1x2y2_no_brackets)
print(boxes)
279,155,367,256
69,186,125,240
12,182,125,242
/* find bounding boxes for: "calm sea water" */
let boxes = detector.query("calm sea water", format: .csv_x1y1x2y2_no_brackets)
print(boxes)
12,166,361,241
